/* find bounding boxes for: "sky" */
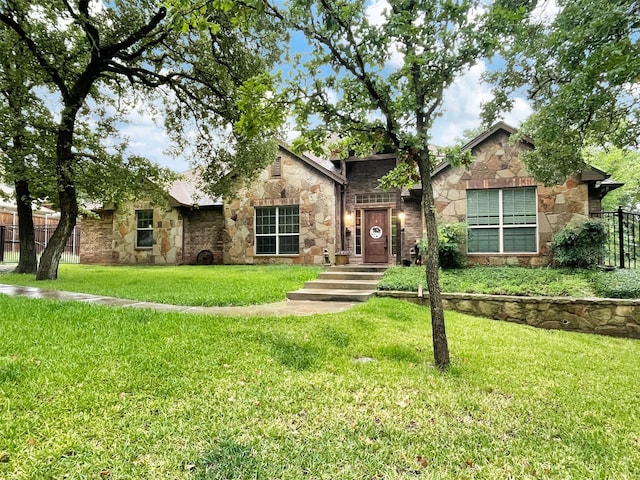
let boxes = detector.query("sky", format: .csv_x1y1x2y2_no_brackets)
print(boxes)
118,0,559,173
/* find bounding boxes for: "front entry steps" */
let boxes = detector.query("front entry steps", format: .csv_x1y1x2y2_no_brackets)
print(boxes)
286,265,387,302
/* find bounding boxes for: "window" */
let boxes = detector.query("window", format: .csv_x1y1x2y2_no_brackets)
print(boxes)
467,188,537,253
391,209,398,255
136,210,153,248
355,210,362,255
255,206,299,255
355,192,397,204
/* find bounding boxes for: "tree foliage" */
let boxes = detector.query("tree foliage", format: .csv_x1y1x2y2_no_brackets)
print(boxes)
0,0,286,278
484,0,640,185
264,0,521,369
584,146,640,212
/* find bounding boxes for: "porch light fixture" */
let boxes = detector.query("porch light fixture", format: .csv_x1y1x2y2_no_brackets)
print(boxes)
344,212,353,226
398,211,406,231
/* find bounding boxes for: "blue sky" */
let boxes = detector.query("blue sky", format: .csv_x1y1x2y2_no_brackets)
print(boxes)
120,0,559,172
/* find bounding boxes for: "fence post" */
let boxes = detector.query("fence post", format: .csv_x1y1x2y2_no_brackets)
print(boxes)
618,206,625,269
0,225,5,262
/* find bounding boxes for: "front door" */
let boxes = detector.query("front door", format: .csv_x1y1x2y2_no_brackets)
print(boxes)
364,209,389,263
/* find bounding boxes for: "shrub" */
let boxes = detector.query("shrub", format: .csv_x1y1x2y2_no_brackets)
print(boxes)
438,223,466,269
551,220,607,268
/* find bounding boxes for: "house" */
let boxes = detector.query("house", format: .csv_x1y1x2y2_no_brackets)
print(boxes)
79,122,621,266
429,122,621,266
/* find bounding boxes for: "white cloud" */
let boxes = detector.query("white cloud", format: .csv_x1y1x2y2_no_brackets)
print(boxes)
365,0,389,26
431,62,532,146
530,0,561,25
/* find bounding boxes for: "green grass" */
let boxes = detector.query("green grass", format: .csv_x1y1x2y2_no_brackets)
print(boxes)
0,264,322,306
1,296,639,479
379,265,640,298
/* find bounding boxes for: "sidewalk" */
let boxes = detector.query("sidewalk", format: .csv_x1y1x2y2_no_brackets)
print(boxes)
0,276,358,317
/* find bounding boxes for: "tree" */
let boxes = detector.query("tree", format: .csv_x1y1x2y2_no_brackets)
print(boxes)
0,0,285,279
584,146,640,212
483,0,640,185
0,22,57,274
266,0,517,369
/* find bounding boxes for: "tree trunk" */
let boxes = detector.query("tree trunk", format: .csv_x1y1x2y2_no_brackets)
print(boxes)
13,178,38,274
35,185,77,280
36,103,81,281
418,152,450,370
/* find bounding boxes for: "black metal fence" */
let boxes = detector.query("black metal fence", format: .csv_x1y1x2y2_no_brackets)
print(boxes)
0,224,80,264
591,207,639,269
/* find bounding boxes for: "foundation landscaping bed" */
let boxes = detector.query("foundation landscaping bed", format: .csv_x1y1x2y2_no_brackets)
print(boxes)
378,265,640,299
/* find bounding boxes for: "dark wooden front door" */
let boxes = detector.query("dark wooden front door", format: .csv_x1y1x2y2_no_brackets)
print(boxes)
364,209,389,263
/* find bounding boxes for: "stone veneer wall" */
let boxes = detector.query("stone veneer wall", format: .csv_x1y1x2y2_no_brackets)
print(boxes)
81,201,184,264
182,207,224,264
223,149,338,265
378,291,640,339
431,130,590,266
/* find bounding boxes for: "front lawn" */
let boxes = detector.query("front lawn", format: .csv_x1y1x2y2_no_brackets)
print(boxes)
0,264,322,306
1,296,639,479
379,265,640,298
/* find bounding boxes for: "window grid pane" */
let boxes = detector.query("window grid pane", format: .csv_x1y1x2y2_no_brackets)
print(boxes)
255,206,299,255
468,228,499,253
279,235,299,254
467,190,499,226
503,227,537,252
355,210,362,255
503,188,537,225
278,206,299,234
256,236,276,254
391,209,398,255
256,208,276,235
136,210,153,229
355,192,397,204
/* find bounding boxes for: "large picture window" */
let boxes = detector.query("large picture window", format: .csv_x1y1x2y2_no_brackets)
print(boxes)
467,188,537,253
136,210,153,248
255,206,299,255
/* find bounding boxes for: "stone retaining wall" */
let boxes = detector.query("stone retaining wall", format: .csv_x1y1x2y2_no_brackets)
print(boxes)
377,291,640,339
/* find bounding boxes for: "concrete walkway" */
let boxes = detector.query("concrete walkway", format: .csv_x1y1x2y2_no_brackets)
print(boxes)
0,267,358,317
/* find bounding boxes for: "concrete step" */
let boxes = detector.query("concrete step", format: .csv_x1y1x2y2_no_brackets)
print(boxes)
328,265,388,273
318,271,384,281
286,288,375,302
304,279,379,290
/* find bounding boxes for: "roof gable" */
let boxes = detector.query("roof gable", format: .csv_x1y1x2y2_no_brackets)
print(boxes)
278,144,346,184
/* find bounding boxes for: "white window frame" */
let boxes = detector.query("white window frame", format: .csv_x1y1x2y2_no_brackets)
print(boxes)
467,188,538,254
255,205,300,255
135,209,154,249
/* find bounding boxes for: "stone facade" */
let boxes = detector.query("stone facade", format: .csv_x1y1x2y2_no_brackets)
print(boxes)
80,123,618,268
432,128,590,266
81,201,183,264
223,149,339,265
379,291,640,339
